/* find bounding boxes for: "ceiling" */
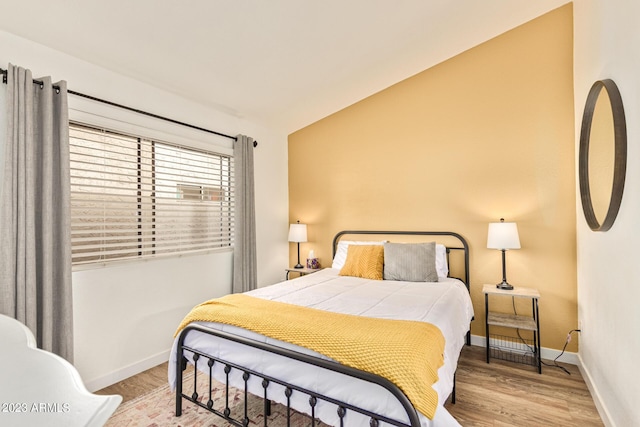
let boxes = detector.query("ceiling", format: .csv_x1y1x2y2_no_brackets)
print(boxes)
0,0,569,134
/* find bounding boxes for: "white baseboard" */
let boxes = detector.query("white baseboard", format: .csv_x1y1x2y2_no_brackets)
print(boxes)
84,349,171,392
576,353,615,427
469,334,579,365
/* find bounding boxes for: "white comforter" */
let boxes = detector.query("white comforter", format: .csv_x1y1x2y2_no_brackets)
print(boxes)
169,268,474,427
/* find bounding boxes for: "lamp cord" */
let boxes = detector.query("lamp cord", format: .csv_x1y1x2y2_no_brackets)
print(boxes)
512,297,579,375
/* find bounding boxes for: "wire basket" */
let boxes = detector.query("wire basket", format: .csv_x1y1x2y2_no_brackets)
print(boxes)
488,333,538,367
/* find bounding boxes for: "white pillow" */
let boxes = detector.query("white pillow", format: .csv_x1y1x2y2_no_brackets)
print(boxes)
331,240,385,270
436,244,449,278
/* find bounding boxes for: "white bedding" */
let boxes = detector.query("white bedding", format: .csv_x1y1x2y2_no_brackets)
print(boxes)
169,268,474,427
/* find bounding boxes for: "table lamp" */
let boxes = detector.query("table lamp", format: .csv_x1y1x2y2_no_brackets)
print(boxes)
288,221,307,269
487,218,520,290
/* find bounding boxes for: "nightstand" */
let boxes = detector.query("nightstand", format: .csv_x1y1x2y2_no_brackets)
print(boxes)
285,267,320,280
483,284,541,373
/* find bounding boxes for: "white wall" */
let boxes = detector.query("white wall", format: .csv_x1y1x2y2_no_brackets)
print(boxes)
0,30,290,390
73,251,233,390
574,1,640,425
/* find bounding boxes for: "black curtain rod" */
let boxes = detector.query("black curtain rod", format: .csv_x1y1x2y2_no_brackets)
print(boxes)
0,68,257,147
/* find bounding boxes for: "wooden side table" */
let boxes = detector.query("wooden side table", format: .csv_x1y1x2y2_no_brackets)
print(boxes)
285,267,320,280
483,284,541,373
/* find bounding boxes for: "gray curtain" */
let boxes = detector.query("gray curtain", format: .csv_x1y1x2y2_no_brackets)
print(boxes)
232,134,257,293
0,64,73,362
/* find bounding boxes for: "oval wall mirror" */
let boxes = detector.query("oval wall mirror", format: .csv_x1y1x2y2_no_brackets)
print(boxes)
579,79,627,232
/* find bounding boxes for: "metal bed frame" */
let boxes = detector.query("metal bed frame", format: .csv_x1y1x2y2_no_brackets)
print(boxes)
175,230,470,427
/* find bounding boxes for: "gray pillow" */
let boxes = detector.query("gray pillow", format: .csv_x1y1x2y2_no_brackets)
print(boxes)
383,242,439,282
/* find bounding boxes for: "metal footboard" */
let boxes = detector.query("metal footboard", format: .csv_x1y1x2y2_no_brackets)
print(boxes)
175,324,422,427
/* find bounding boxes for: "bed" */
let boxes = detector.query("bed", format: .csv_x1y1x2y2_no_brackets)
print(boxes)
169,230,474,427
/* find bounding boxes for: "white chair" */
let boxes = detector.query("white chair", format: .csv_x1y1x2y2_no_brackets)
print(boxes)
0,314,121,426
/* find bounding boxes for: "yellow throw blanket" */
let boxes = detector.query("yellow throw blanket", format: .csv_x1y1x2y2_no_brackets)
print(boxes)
175,293,445,420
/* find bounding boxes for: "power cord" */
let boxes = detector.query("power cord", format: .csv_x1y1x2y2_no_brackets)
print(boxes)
512,297,580,375
542,329,580,375
512,297,536,353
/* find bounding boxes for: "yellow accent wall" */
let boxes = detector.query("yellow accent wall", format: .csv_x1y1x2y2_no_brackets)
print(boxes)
288,5,575,351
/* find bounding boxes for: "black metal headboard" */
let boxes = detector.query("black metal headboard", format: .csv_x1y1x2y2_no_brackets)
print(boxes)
332,230,470,292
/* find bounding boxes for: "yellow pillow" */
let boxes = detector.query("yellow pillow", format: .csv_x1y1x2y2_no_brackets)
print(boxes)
339,245,384,280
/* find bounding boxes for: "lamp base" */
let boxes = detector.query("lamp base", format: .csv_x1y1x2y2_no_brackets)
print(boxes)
496,281,514,290
294,242,304,269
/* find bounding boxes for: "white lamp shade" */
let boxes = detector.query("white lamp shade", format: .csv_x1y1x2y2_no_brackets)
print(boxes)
288,223,307,243
487,221,520,250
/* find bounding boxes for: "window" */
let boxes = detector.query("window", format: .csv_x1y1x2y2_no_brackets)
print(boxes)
69,123,234,265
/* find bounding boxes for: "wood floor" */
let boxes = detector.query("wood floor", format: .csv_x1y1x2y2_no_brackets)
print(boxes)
444,345,602,426
96,345,603,426
96,361,172,404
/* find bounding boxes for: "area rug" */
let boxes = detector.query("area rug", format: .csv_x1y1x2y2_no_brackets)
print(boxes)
105,371,329,427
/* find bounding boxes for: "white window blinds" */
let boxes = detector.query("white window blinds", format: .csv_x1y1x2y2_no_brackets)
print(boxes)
69,123,234,265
